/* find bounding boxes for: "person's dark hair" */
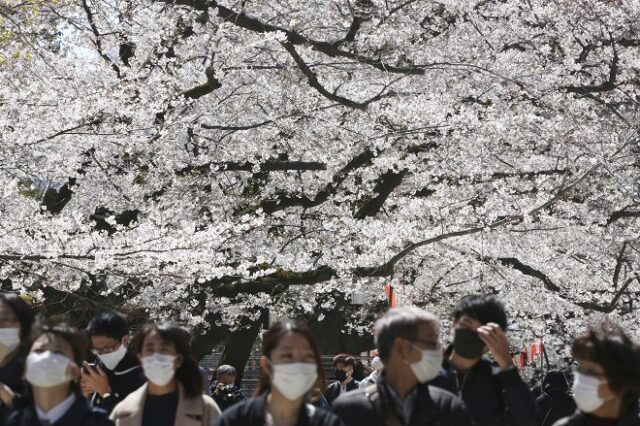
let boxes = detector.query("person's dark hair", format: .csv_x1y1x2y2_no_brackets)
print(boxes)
29,323,89,367
453,295,508,331
542,370,569,393
374,306,439,361
86,310,129,340
332,353,355,368
0,293,35,342
134,323,202,398
216,364,237,379
572,321,640,416
256,320,325,396
352,359,366,381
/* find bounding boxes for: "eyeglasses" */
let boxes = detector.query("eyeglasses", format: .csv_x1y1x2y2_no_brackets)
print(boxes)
91,343,121,355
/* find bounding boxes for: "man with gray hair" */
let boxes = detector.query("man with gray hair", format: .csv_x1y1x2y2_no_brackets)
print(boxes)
209,364,245,411
332,306,473,426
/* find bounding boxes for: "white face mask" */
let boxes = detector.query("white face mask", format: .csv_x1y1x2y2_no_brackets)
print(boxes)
25,351,73,388
142,353,176,386
96,343,127,371
572,372,610,413
406,342,443,384
0,328,21,358
270,362,318,401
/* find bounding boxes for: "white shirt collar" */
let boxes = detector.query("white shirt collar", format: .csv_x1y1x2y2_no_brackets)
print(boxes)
36,392,76,425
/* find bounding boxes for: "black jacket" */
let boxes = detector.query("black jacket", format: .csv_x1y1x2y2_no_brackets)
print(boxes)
0,352,27,423
214,392,345,426
7,392,114,426
209,380,246,412
536,390,577,426
553,409,640,426
325,380,360,406
331,374,474,426
430,358,539,426
89,350,146,413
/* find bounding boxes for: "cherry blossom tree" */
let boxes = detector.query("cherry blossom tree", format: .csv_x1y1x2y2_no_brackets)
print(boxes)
1,0,639,368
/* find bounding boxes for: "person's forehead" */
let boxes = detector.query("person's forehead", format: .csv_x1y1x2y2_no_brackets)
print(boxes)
578,358,605,373
276,331,312,350
33,333,72,351
416,322,439,339
144,330,172,345
454,314,482,328
91,335,120,347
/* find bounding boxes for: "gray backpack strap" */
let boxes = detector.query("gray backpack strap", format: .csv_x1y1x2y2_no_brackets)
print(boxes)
365,384,403,426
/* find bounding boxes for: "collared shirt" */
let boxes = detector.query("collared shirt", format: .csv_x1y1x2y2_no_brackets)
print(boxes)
36,392,76,425
382,382,418,425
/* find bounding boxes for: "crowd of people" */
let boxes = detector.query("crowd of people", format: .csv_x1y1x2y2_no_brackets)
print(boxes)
0,292,639,426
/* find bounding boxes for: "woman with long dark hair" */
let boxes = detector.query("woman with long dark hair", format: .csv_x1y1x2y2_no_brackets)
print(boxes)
6,323,113,426
215,320,344,426
554,321,640,425
0,293,35,421
110,323,220,426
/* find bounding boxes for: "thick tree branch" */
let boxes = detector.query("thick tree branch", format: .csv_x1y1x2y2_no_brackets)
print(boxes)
181,67,222,99
607,207,640,225
81,0,122,78
282,42,370,110
176,160,326,176
353,169,408,219
497,257,562,291
236,147,375,215
156,0,426,75
565,48,619,94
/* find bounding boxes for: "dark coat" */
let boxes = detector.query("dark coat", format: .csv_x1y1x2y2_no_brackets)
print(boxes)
214,393,345,426
325,380,360,406
430,358,539,426
331,374,474,426
0,352,26,394
209,380,246,412
7,392,114,426
553,409,640,426
536,390,577,426
90,351,146,413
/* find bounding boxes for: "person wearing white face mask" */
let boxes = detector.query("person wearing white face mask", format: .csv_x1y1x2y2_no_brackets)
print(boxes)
6,323,113,426
214,320,344,426
332,307,473,426
553,322,640,426
84,311,146,414
0,293,35,423
110,323,220,426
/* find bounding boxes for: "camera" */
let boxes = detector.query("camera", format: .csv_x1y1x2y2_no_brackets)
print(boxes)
219,384,237,401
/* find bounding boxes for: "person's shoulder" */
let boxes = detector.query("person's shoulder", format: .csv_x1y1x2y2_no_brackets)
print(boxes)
219,396,264,420
550,415,576,426
201,393,222,415
5,407,28,426
84,407,114,426
308,404,345,426
70,397,112,426
426,385,467,410
110,384,147,418
331,387,371,408
427,384,460,401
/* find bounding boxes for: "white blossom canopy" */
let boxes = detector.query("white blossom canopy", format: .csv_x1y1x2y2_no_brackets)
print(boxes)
1,0,639,360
